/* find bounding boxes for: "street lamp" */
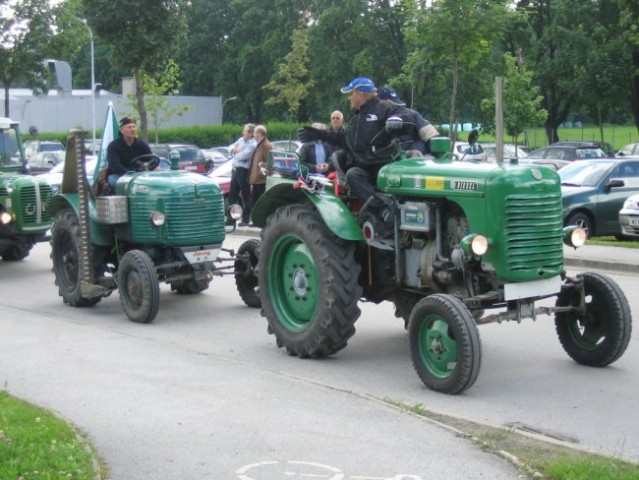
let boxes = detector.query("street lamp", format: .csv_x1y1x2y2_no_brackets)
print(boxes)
222,96,238,123
81,19,96,155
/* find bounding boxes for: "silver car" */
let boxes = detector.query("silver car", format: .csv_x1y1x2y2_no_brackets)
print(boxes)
619,193,639,238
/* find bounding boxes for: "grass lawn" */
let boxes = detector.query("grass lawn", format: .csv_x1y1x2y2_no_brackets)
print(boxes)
0,390,106,479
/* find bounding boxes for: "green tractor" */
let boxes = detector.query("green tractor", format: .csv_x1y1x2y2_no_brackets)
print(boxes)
251,137,632,394
48,130,260,323
0,117,53,261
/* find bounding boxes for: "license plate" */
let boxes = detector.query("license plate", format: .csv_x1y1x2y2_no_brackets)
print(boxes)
183,248,220,264
185,165,197,171
630,218,639,226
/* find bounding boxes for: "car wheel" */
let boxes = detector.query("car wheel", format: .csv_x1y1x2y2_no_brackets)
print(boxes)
566,211,593,238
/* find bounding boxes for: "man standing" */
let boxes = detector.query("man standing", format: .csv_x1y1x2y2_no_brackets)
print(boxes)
298,123,332,174
227,123,257,226
248,124,272,212
106,117,152,189
328,110,344,133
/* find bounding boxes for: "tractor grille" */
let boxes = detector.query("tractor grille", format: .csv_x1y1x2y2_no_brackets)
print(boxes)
128,193,225,245
503,193,564,272
18,183,53,227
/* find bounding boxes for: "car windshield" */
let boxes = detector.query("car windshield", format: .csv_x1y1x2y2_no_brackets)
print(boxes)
559,161,613,186
575,148,606,159
41,143,64,152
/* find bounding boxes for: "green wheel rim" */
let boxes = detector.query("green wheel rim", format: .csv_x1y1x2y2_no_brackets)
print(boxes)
267,233,319,331
417,316,459,379
566,312,606,351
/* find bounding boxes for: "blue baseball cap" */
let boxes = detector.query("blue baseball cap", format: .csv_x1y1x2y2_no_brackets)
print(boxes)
377,86,406,106
340,77,377,94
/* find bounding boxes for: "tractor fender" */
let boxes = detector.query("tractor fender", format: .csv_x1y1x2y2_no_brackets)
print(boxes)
47,193,113,246
251,182,365,241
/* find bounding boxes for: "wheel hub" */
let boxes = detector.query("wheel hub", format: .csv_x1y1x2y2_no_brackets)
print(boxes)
292,266,308,296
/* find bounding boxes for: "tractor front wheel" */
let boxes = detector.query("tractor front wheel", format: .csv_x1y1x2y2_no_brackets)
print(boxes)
235,238,261,308
408,294,481,394
555,272,632,366
117,250,160,323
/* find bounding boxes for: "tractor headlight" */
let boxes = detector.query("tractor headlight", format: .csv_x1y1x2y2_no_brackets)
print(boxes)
563,225,587,248
460,234,489,257
228,203,243,220
150,211,166,228
1,211,13,225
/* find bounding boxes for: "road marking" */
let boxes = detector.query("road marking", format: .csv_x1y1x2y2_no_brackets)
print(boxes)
236,460,423,480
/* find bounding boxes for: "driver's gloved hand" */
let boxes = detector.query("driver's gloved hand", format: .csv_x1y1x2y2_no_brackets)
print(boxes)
298,126,324,143
385,116,404,135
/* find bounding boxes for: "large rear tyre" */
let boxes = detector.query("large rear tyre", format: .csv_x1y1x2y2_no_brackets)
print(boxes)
50,208,101,307
258,205,362,357
235,238,261,308
117,250,160,324
555,272,632,366
408,294,481,394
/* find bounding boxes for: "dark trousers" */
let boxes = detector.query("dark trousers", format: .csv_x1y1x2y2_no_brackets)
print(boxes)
228,166,252,222
251,183,265,207
345,165,385,211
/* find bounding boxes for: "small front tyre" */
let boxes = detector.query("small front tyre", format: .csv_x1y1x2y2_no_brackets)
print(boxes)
408,294,481,394
117,250,160,323
555,272,632,366
235,239,261,308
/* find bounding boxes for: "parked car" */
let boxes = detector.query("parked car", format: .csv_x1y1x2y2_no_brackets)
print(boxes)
618,193,639,238
23,140,65,162
27,150,66,174
202,148,230,169
616,142,639,158
149,143,212,173
560,158,639,237
552,140,616,157
207,160,232,212
208,146,233,160
271,139,302,152
522,144,609,170
481,143,529,162
451,141,485,161
37,155,98,193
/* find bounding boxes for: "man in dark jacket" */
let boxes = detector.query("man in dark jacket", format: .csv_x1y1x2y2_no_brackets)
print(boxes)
299,77,407,224
106,117,152,189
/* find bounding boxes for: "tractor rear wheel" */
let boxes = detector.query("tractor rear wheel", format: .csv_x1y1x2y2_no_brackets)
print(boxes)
50,208,102,307
408,294,481,394
259,205,362,357
117,250,160,323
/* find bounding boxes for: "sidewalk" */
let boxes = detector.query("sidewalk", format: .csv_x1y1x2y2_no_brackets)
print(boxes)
232,226,639,274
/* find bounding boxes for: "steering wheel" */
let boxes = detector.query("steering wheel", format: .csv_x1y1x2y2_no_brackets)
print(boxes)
131,154,161,172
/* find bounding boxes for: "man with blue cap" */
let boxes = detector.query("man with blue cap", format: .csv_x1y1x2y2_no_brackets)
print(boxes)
298,76,409,232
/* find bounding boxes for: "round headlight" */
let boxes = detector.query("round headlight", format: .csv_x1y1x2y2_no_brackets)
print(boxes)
150,211,166,227
0,211,12,225
570,227,587,248
228,203,243,220
471,234,489,256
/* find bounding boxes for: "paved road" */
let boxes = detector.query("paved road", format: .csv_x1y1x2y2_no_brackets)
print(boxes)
1,236,637,480
0,241,520,480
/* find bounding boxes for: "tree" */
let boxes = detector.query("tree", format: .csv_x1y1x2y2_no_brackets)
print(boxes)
404,0,510,140
615,0,639,133
0,0,53,116
263,27,314,120
126,60,193,144
480,53,547,146
82,0,188,141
